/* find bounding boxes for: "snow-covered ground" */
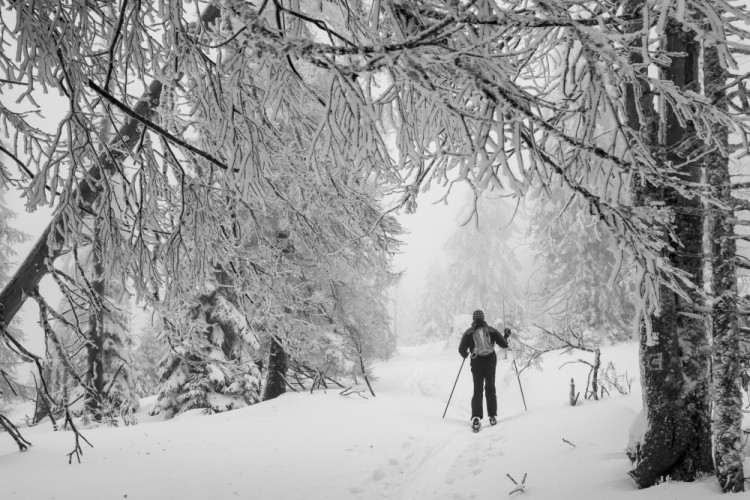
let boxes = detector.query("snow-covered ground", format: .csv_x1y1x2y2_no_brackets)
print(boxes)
1,341,747,499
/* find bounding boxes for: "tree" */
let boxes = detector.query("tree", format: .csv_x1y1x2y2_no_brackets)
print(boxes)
130,320,167,397
528,183,635,343
443,195,524,325
623,4,733,487
151,290,263,416
705,41,745,493
0,1,692,339
0,189,30,401
36,250,140,424
414,263,453,344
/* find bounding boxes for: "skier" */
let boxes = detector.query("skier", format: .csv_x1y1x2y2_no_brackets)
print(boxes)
458,310,511,432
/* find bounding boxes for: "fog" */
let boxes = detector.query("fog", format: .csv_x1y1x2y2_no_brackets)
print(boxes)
391,185,539,345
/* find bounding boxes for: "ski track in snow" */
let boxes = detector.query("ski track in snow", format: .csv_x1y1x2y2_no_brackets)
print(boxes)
398,430,472,500
356,347,515,500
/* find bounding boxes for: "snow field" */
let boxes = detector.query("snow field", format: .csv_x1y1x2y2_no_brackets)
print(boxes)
1,341,747,499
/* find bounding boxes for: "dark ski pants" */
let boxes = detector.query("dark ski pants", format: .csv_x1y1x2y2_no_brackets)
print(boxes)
470,353,497,419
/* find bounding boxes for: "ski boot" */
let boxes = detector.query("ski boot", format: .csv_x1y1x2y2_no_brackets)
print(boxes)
471,417,481,433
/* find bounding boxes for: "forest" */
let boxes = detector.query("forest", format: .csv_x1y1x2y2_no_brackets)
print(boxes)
1,0,750,497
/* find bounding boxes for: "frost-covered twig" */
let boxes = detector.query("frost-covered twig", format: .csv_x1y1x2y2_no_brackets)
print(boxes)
30,290,91,397
601,362,633,396
537,324,601,400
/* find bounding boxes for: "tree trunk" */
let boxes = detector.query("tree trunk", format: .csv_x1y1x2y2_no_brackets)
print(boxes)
591,348,600,401
626,13,712,487
705,44,745,493
630,292,694,486
263,336,288,401
660,20,712,481
85,226,106,422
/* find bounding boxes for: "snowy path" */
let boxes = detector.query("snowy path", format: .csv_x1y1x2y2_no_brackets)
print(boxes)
1,341,745,500
368,344,526,500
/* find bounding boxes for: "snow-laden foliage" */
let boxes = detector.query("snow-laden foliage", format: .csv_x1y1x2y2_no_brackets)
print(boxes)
443,195,524,326
528,182,635,343
3,0,750,337
0,189,29,402
413,262,453,344
151,291,262,416
130,321,168,397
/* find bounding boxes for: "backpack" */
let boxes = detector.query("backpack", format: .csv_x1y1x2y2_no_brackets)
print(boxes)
472,326,495,356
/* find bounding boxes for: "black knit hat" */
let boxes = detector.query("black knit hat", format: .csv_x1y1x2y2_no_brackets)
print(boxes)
472,310,484,322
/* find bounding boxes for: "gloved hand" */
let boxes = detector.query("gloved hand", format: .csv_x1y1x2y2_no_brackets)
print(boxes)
460,352,468,359
504,328,511,339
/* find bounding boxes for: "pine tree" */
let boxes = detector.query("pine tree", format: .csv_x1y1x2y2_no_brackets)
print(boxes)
529,184,635,342
443,195,523,326
151,290,263,416
131,321,167,397
415,263,452,344
0,190,29,401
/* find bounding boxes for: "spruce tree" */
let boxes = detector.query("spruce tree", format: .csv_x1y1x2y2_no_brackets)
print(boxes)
415,263,452,344
0,190,29,401
529,184,635,342
444,195,523,326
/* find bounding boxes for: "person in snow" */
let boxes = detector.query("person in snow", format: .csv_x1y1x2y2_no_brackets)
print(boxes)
458,310,511,432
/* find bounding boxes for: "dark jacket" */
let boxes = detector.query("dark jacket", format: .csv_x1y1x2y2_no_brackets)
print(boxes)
458,324,509,361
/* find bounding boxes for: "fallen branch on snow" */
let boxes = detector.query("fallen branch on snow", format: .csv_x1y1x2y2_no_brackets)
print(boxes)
507,473,527,495
339,386,369,399
64,408,93,464
0,413,31,451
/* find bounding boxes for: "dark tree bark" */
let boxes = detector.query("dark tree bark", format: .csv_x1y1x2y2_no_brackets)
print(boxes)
84,225,106,421
263,336,288,401
705,44,745,493
591,348,600,400
660,20,712,481
626,13,712,487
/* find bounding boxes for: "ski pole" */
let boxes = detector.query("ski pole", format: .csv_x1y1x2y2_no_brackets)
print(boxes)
442,357,466,419
512,358,527,411
503,300,527,411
